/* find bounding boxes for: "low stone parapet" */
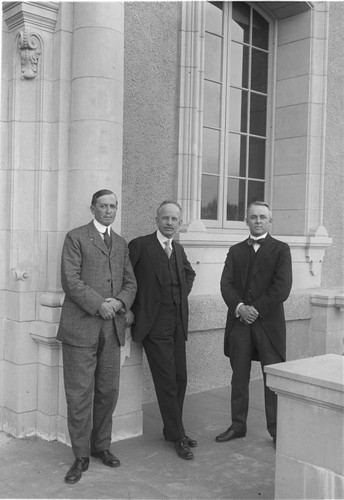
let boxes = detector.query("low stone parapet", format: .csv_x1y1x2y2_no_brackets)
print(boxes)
266,354,344,499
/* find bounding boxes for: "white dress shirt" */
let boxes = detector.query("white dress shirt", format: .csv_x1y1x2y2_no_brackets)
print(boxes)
235,233,268,317
156,229,173,253
93,219,111,239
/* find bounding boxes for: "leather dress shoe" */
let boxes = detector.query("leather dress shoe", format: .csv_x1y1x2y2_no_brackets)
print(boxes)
215,427,246,443
175,437,193,460
164,433,197,448
64,457,89,484
184,435,197,448
91,450,120,467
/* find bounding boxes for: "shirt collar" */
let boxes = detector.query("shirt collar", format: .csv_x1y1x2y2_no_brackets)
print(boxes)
156,229,173,246
93,219,111,235
249,232,268,241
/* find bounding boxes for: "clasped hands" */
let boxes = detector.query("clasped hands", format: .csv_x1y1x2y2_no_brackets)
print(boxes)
238,304,259,325
98,299,134,327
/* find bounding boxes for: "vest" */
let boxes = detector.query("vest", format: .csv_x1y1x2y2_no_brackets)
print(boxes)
160,247,181,304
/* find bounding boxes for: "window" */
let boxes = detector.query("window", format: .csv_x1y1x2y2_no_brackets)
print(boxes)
201,2,272,226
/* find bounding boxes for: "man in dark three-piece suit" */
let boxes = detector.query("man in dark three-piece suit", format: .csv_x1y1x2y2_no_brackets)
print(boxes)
216,201,292,447
128,200,197,460
57,189,136,484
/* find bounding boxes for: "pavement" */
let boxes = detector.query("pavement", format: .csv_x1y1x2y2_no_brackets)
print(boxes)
0,379,275,499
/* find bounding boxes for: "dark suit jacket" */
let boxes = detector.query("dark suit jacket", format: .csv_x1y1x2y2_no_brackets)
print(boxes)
57,221,137,347
220,233,292,360
128,232,196,342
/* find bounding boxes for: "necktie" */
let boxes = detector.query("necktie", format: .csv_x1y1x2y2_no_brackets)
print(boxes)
247,237,265,247
164,240,172,258
103,230,111,250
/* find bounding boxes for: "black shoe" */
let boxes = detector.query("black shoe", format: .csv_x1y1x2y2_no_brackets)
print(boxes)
163,432,197,448
175,438,193,460
64,457,89,484
215,427,246,443
184,435,198,448
91,450,120,467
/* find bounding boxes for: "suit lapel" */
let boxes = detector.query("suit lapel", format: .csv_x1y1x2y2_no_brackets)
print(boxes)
251,233,274,279
172,241,183,283
238,240,251,291
109,229,118,258
87,221,109,256
146,232,163,284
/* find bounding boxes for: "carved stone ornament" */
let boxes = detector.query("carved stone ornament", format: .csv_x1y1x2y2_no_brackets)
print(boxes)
17,30,41,79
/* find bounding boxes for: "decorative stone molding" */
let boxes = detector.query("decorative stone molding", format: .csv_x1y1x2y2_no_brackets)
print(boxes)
40,292,64,308
177,1,205,224
11,268,30,281
305,226,332,276
17,30,41,79
311,287,344,311
2,2,60,33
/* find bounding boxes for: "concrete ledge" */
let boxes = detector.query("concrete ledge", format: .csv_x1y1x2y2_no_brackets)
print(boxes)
266,354,344,409
266,354,344,499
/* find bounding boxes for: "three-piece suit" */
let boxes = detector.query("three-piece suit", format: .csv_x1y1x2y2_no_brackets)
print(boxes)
57,221,136,457
220,233,292,437
128,232,196,441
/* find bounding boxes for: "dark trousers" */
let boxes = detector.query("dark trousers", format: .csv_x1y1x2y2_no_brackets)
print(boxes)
62,319,120,457
229,319,283,437
143,302,187,442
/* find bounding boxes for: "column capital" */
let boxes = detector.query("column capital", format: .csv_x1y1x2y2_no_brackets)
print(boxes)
3,2,59,32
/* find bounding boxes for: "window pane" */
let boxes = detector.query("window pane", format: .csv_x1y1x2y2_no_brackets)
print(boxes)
231,42,249,89
203,128,220,174
248,137,265,179
251,49,268,93
228,133,246,177
247,180,265,205
204,80,221,128
227,177,245,221
232,2,250,44
206,2,223,35
229,88,248,133
205,33,223,81
201,175,219,220
252,10,269,50
250,93,267,137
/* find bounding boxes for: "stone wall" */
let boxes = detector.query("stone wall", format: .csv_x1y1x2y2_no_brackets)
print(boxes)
322,2,344,288
122,1,182,242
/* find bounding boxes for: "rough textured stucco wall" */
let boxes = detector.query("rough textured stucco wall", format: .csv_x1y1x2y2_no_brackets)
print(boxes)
122,2,182,242
322,3,344,287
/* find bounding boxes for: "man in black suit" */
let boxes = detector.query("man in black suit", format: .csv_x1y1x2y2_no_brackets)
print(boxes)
128,200,197,460
216,201,292,446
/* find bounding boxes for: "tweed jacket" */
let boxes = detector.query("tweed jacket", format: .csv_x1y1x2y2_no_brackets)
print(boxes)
57,221,137,347
220,233,292,360
128,232,196,343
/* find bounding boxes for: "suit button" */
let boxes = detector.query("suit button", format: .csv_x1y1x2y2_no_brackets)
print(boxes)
107,279,111,282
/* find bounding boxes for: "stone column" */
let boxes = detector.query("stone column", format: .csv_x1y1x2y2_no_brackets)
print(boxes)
1,1,143,442
63,1,125,231
266,354,344,499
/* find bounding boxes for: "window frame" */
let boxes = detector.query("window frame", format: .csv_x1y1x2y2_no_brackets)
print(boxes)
201,1,275,229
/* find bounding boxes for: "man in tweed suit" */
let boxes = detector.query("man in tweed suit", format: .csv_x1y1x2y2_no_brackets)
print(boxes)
57,189,136,484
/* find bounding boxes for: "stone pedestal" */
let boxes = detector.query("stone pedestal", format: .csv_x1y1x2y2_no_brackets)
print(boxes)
310,288,344,356
266,354,344,499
